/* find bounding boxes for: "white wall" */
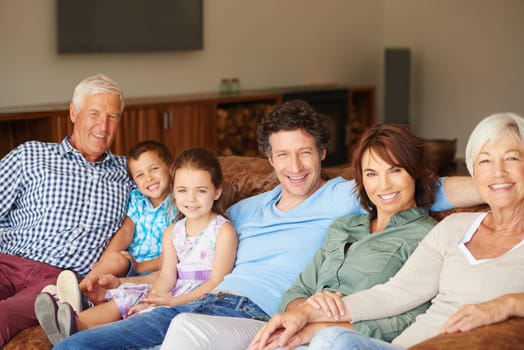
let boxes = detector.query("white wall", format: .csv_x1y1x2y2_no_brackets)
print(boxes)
0,0,382,105
2,0,523,156
384,0,524,155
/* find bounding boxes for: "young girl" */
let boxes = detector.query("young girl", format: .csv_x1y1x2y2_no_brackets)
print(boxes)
39,140,175,315
36,148,238,345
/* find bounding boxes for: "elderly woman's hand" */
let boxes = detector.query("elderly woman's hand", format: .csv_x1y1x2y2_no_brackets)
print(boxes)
439,293,522,334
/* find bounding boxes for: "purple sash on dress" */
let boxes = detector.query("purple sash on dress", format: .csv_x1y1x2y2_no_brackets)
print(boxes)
177,269,212,281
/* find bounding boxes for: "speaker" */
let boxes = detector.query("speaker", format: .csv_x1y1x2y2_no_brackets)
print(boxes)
384,48,410,125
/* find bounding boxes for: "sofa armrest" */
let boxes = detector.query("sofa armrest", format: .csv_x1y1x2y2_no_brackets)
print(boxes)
408,317,524,349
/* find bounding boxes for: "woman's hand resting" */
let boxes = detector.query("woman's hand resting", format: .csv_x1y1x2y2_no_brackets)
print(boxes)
440,295,516,334
305,290,347,320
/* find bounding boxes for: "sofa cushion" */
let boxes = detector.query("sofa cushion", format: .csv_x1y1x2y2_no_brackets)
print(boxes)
3,156,518,350
408,317,524,349
218,156,278,210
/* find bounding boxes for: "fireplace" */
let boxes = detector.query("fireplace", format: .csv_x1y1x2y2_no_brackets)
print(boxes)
282,87,348,166
215,86,361,167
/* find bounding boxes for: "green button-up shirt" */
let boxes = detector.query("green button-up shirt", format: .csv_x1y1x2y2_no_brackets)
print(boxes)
279,207,437,342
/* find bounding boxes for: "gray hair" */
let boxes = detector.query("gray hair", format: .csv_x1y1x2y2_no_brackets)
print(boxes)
71,74,125,114
465,113,524,176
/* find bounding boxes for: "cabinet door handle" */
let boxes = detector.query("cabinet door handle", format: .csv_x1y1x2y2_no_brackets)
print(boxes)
163,112,173,130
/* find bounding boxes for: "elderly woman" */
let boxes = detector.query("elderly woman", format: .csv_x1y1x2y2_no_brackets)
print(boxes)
254,113,524,350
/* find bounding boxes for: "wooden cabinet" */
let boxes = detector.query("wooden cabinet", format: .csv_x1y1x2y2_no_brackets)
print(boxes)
111,105,162,156
0,109,70,158
161,102,217,156
110,101,217,157
0,85,375,164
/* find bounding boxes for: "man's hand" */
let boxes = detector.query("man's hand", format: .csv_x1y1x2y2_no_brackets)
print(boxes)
249,300,342,350
249,308,309,350
255,323,339,350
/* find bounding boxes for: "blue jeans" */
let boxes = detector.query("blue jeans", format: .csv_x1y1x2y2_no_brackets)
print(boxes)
309,328,402,350
54,292,270,350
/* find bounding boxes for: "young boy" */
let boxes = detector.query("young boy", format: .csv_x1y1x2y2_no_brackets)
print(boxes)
39,140,176,314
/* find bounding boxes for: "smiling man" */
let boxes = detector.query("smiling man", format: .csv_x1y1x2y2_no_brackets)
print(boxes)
0,74,132,347
55,100,481,350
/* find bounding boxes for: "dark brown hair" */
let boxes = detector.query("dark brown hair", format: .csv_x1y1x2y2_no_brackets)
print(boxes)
126,140,174,178
257,100,329,156
352,124,437,217
172,148,225,220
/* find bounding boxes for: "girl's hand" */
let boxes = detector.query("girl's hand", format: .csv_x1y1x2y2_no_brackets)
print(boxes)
142,289,175,306
128,302,152,317
305,290,346,320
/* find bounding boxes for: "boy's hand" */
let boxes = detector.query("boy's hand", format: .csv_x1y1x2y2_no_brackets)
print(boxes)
80,274,121,305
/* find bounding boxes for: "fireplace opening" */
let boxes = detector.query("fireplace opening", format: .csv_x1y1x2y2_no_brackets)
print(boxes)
215,86,353,167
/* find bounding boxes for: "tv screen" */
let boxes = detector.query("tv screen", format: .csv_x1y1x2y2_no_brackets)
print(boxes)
57,0,203,53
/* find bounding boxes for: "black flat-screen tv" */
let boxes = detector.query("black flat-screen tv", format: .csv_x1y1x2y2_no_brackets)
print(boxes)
57,0,203,53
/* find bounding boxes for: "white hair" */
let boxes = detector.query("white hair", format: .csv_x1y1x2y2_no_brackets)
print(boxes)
465,113,524,176
71,74,125,114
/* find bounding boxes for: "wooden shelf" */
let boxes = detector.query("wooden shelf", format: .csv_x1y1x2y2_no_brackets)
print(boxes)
0,85,375,162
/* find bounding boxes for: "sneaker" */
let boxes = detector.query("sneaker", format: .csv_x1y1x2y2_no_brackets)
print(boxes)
34,292,61,345
57,270,82,313
57,302,78,339
40,284,58,296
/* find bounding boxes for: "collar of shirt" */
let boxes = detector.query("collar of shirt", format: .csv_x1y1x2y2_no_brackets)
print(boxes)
130,188,174,211
58,137,119,164
331,207,430,241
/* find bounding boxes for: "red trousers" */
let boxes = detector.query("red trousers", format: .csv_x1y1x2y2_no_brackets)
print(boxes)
0,254,62,347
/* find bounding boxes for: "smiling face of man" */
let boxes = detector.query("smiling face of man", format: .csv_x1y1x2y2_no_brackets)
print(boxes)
267,129,326,211
69,93,122,162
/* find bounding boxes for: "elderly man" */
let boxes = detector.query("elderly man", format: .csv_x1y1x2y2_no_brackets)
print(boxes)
0,74,132,346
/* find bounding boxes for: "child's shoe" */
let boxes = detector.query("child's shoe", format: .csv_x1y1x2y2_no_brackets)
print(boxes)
57,270,82,313
57,302,79,339
40,284,58,296
34,292,61,345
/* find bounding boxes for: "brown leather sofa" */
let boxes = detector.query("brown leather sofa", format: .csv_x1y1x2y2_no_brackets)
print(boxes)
4,155,523,349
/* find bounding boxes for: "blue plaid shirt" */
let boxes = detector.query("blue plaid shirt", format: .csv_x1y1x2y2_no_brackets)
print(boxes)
0,137,132,276
127,189,176,263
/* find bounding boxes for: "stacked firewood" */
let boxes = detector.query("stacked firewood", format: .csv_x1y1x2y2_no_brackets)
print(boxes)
216,103,272,157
